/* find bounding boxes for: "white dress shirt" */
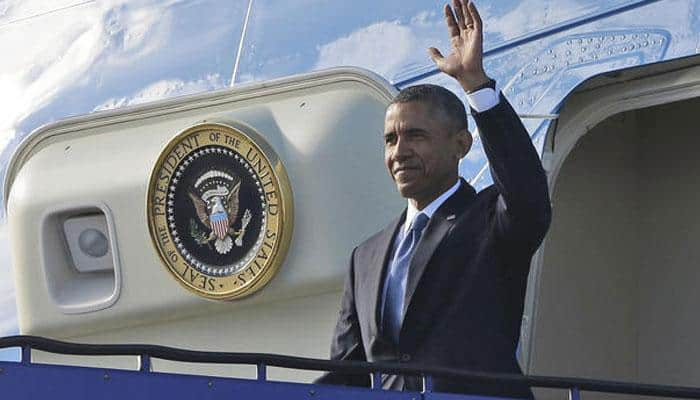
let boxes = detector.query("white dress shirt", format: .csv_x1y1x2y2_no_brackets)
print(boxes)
466,86,499,113
404,179,461,234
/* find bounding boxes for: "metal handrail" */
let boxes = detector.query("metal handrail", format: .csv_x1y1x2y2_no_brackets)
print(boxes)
1,335,700,399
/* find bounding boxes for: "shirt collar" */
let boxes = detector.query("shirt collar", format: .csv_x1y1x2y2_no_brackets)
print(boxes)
404,179,461,233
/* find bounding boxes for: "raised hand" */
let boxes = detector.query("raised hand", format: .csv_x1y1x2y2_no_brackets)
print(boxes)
428,0,490,92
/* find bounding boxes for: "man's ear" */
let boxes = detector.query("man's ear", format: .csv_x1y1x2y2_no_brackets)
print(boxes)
456,129,472,159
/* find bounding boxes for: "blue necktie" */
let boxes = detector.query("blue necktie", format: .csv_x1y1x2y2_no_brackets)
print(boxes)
382,212,430,343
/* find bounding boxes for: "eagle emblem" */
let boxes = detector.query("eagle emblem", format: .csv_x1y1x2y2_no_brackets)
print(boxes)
187,170,252,254
148,123,293,299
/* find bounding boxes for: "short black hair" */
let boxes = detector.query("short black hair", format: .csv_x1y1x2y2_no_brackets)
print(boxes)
389,84,468,132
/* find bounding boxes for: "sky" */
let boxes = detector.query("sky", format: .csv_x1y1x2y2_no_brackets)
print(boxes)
0,0,697,360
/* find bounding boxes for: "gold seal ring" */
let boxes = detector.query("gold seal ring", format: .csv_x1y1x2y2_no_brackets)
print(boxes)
147,122,294,300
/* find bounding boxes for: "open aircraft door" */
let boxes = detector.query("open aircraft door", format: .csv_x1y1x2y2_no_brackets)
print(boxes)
525,55,700,397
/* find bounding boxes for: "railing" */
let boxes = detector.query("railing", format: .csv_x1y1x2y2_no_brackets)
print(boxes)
1,335,700,399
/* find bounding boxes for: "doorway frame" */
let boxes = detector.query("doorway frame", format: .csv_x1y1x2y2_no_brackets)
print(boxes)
522,55,700,373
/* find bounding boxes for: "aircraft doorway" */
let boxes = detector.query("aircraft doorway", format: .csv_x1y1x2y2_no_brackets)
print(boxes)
528,60,700,399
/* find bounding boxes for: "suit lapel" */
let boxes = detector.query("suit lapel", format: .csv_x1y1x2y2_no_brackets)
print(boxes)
366,212,405,338
401,180,476,319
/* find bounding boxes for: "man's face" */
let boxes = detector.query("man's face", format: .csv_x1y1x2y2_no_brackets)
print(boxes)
383,101,471,208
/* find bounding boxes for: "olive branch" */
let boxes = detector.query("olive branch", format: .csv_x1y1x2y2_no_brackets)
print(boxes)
189,219,210,246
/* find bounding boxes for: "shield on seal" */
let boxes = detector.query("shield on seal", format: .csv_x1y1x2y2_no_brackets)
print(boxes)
210,211,229,240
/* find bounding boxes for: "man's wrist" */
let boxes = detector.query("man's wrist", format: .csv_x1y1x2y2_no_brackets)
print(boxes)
457,72,492,92
465,77,496,94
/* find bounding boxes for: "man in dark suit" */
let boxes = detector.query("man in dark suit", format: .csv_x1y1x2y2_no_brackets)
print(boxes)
318,1,551,398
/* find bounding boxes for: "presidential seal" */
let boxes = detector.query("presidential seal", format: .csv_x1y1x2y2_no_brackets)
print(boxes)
147,123,293,300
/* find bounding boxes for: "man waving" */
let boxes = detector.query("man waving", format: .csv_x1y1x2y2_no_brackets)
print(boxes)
320,1,551,398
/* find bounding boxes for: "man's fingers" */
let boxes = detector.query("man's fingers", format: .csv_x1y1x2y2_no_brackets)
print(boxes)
468,1,482,32
452,0,466,30
460,0,473,28
428,47,445,66
428,47,444,61
444,4,460,37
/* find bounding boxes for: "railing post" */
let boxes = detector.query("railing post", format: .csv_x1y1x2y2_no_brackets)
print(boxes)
139,354,151,372
257,363,267,381
371,372,382,390
569,387,581,400
21,346,31,366
422,374,434,393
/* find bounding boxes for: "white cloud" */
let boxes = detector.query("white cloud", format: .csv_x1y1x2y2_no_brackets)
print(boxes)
94,73,224,111
480,0,545,41
0,0,181,341
0,1,87,24
0,4,102,152
310,2,591,83
313,10,445,81
0,0,178,158
314,21,417,79
0,2,10,19
99,1,178,67
481,0,597,43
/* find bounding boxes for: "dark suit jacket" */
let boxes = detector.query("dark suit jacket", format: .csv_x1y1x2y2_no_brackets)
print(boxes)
318,93,551,399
